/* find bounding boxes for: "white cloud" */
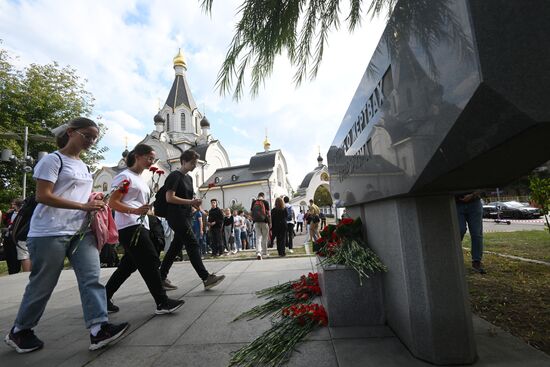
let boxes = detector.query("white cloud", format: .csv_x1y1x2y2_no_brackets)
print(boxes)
0,0,386,189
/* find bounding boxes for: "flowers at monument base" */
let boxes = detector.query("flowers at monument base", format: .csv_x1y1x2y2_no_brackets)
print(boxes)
230,273,327,367
235,272,321,321
314,217,387,285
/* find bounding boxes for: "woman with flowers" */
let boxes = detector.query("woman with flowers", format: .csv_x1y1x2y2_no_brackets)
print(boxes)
5,117,129,354
104,143,184,315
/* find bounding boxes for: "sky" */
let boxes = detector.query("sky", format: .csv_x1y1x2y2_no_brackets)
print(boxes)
0,0,387,189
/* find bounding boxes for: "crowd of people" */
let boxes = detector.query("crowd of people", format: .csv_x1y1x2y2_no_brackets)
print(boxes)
1,117,328,356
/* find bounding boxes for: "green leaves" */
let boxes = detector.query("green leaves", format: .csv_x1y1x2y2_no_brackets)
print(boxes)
201,0,391,100
0,43,105,206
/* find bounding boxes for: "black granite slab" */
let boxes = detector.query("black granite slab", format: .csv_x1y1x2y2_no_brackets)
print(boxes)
328,0,550,206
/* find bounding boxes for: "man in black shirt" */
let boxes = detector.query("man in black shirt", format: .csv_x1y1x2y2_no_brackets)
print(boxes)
206,199,224,256
159,150,225,290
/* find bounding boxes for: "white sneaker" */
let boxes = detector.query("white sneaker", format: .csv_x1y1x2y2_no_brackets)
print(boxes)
288,249,294,254
256,253,262,260
231,250,237,254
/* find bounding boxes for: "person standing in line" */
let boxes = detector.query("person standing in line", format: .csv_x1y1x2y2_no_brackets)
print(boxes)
283,196,295,254
250,192,271,260
5,117,129,354
240,210,249,250
207,199,224,257
232,209,243,253
222,208,234,254
308,199,321,243
295,210,304,233
2,199,23,274
271,197,287,257
159,150,225,290
105,144,184,314
246,214,256,249
202,210,211,255
191,207,205,258
456,192,486,274
303,211,311,244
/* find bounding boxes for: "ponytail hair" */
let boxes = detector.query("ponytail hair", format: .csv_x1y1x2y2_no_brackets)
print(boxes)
126,143,154,168
53,117,99,148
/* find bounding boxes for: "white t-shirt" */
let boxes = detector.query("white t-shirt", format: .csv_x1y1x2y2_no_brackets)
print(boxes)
112,169,150,230
28,152,92,237
233,215,243,229
296,212,304,222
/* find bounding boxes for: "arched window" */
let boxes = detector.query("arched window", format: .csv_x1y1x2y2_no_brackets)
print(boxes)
166,114,170,130
102,182,108,192
277,166,283,187
196,173,200,187
195,117,199,134
181,113,186,131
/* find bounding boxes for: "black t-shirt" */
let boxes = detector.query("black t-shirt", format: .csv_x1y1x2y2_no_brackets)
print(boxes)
164,170,194,217
208,207,224,229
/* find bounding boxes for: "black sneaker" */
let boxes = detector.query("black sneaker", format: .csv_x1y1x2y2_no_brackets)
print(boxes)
107,299,119,313
89,322,129,351
4,327,44,354
155,298,185,315
203,274,226,290
162,278,178,291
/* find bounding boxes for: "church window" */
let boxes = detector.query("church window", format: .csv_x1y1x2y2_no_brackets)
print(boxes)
196,173,200,187
181,113,186,131
277,166,283,187
166,114,170,130
102,182,108,191
215,177,220,184
231,174,238,182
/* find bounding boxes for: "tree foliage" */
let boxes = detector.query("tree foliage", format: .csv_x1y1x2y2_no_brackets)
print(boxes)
314,185,333,206
0,43,106,208
529,176,550,233
201,0,473,100
201,0,397,100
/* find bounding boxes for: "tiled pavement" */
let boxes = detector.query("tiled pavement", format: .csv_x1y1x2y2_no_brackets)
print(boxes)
1,255,549,366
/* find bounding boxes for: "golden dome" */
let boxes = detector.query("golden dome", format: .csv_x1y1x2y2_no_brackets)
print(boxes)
173,48,187,68
263,136,271,151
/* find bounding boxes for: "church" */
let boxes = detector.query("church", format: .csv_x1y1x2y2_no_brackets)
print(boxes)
93,49,292,209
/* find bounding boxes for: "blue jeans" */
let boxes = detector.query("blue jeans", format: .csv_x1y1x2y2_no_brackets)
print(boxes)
456,199,484,262
15,233,108,330
233,228,242,251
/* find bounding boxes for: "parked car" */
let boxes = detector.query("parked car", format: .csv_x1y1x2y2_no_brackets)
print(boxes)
486,201,542,219
482,204,498,218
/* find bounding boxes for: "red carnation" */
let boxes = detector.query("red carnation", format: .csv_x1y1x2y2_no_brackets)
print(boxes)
156,170,165,175
118,179,130,194
149,167,158,173
341,217,354,225
208,182,215,188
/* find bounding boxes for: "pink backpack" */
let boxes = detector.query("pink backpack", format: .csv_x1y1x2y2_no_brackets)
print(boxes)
88,192,119,251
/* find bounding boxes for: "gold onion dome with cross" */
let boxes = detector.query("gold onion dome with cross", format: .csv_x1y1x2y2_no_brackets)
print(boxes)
173,48,187,69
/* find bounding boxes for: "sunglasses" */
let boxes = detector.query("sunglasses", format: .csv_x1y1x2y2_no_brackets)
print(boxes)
74,130,99,143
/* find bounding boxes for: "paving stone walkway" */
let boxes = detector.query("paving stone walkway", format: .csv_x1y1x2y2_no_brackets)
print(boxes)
1,255,549,366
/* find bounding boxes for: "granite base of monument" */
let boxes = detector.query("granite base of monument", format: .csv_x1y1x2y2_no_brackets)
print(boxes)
317,256,385,327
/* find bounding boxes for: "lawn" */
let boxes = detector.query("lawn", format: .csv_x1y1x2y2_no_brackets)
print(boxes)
464,232,550,355
463,230,550,262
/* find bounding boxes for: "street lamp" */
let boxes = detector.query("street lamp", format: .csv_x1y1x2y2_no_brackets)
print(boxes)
0,126,54,199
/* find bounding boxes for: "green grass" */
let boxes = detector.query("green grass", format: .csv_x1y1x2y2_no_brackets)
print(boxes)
463,230,550,262
465,250,550,355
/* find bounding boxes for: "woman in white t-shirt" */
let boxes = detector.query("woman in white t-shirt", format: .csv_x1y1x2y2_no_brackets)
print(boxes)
105,143,184,315
6,118,129,354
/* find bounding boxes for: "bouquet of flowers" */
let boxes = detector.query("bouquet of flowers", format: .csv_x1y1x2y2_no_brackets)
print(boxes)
130,168,164,246
235,273,321,321
230,302,327,367
314,217,387,285
71,179,131,254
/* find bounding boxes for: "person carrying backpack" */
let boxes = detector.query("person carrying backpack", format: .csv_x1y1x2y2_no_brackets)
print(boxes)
158,150,225,290
250,192,271,260
5,118,129,354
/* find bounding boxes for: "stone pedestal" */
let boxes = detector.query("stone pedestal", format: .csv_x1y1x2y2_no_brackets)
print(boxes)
348,195,477,365
317,257,385,327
